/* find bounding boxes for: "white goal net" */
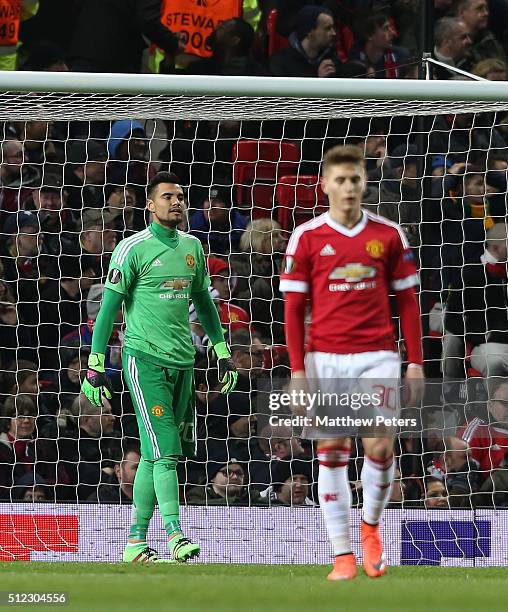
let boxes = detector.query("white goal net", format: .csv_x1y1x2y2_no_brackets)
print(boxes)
1,73,508,563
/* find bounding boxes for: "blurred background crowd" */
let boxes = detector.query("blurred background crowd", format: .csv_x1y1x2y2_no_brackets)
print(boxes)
0,0,507,509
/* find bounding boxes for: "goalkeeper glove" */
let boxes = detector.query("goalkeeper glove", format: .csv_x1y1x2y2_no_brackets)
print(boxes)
214,341,238,394
81,353,113,407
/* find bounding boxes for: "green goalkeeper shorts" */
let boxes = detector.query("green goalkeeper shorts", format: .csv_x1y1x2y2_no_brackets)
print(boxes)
122,352,196,460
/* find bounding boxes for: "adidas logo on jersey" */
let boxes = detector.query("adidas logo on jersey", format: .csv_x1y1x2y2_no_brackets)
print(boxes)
320,244,336,256
152,258,162,267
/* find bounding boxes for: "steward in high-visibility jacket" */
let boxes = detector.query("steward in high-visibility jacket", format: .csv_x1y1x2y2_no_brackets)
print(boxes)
149,0,261,73
0,0,38,71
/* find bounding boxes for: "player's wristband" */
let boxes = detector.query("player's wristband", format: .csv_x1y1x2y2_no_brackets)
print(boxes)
88,352,106,373
407,363,424,370
214,341,231,360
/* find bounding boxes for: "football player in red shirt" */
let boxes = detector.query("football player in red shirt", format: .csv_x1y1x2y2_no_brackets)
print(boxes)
281,145,424,580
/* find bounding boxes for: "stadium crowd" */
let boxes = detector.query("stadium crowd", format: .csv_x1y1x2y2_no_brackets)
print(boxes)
0,0,507,509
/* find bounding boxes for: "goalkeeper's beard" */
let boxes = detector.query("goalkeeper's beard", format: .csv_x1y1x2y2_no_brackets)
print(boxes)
157,215,181,229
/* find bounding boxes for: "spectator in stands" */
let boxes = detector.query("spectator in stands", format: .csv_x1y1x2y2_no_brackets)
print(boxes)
105,185,143,236
62,283,123,382
87,440,140,503
38,255,96,368
440,436,481,507
69,0,183,73
63,210,119,284
186,18,266,76
107,120,153,187
0,394,69,501
60,393,117,501
250,423,310,489
364,143,422,248
189,287,222,357
0,211,47,328
7,121,59,165
18,482,51,503
354,126,387,181
230,329,265,387
21,169,76,257
21,40,69,72
459,379,508,483
443,221,508,380
194,361,223,456
422,476,449,508
3,360,39,398
38,345,87,440
441,170,502,286
0,270,35,364
271,460,315,506
230,218,287,343
189,186,247,255
0,139,40,217
454,0,506,64
257,424,306,461
64,139,108,211
349,12,409,78
433,17,472,77
269,5,341,78
208,257,250,333
186,458,267,505
472,58,508,80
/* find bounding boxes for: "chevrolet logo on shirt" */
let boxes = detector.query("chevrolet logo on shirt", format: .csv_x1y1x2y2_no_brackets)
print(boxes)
161,279,190,290
329,264,376,282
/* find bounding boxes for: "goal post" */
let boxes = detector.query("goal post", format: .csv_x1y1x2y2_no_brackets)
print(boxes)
0,71,507,563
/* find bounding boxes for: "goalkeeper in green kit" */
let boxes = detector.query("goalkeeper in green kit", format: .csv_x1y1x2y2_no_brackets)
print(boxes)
81,172,238,564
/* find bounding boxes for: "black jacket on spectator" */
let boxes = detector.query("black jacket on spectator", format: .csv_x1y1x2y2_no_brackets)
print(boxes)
60,429,117,501
445,258,508,347
38,282,86,368
86,474,132,504
69,0,180,73
0,253,53,329
270,33,342,77
0,432,70,501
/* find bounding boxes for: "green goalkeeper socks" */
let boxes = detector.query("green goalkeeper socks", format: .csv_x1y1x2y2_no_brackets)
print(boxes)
153,457,181,537
128,457,157,541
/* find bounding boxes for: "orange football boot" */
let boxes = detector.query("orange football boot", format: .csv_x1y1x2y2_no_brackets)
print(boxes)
327,553,357,581
361,521,387,578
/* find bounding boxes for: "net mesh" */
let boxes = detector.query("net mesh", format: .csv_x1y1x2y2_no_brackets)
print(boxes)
2,91,508,121
1,85,508,562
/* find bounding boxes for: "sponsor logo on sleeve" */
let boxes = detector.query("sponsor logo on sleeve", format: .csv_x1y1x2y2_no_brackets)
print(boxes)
108,268,122,284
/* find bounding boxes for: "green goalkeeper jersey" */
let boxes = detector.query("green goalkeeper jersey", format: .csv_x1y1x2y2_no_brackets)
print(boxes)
104,222,210,368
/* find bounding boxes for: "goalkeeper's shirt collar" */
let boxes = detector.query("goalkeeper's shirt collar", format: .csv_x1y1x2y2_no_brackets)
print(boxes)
150,222,179,249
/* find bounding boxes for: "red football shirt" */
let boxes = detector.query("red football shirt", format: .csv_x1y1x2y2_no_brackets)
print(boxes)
459,417,508,475
279,210,418,355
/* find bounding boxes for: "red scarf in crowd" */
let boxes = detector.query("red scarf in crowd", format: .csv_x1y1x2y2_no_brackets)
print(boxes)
384,49,398,78
7,432,33,470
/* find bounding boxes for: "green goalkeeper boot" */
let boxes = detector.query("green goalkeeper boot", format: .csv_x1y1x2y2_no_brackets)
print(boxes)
123,542,175,564
168,534,200,562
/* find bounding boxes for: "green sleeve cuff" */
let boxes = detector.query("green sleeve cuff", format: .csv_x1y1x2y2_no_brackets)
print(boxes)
214,341,231,360
90,288,124,355
88,352,106,372
191,289,225,346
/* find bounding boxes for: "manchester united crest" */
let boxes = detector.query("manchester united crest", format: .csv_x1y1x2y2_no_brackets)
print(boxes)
151,405,164,418
365,239,384,258
186,254,195,268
